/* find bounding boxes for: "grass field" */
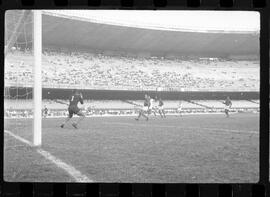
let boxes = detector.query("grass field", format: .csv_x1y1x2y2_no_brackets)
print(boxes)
4,112,259,183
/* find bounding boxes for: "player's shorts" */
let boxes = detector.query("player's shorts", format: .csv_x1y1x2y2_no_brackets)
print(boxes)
142,106,149,112
68,105,80,118
158,105,164,110
224,105,230,111
153,106,158,111
177,107,182,111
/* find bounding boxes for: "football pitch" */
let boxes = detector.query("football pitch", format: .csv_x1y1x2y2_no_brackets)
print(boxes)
4,112,259,183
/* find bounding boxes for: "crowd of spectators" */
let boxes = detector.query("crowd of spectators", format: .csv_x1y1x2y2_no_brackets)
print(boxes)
5,48,259,91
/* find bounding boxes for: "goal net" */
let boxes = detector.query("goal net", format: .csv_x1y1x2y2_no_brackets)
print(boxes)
4,10,42,150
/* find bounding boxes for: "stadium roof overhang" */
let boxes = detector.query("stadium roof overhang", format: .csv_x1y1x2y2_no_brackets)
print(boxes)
11,11,260,58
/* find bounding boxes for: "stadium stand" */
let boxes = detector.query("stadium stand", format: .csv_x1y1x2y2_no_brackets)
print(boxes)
196,100,226,108
4,98,259,118
8,99,258,109
4,99,33,109
250,100,260,104
43,99,67,109
85,100,135,109
163,100,204,109
5,50,259,91
195,100,259,109
230,100,259,108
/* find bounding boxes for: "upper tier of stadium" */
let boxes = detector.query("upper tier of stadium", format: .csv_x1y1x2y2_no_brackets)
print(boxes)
5,50,259,91
5,10,259,58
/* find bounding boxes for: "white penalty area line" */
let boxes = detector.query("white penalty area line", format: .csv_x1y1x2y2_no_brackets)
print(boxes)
4,130,93,183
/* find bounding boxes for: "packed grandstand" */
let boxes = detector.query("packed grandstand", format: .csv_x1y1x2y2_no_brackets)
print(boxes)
5,49,259,91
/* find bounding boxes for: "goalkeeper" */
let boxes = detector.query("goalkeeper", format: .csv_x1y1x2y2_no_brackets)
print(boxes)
60,89,85,129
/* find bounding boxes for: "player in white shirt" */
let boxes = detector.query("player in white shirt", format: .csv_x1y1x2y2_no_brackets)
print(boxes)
148,96,157,116
153,96,160,114
177,101,183,116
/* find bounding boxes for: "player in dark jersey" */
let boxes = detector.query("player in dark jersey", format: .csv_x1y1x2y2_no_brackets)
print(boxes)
60,89,85,129
135,94,149,121
157,98,166,118
43,105,48,118
223,96,232,118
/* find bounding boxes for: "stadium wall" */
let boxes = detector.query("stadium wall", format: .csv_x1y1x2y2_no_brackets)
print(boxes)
7,87,259,100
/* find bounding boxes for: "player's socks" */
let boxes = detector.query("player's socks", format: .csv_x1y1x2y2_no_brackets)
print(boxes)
141,113,147,120
72,123,78,129
77,116,85,125
137,112,143,120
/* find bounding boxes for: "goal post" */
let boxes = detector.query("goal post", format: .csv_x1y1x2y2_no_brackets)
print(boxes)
5,10,43,147
33,10,42,146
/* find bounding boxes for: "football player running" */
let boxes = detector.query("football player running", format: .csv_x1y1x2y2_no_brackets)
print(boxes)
60,89,86,129
135,94,149,121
